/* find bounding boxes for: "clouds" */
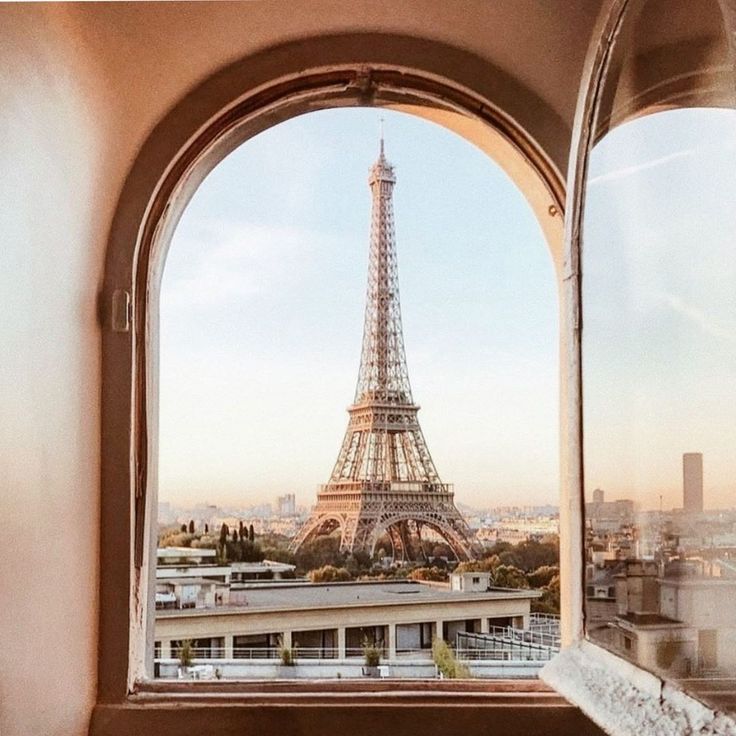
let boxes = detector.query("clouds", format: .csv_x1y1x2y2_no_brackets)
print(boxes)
658,291,736,345
163,220,322,311
587,148,695,186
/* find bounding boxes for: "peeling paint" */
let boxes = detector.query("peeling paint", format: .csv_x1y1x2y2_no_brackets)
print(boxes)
541,642,736,736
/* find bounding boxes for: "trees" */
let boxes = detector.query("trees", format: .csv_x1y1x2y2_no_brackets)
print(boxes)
294,536,345,574
490,564,529,589
527,564,558,588
308,565,351,583
432,639,470,679
532,574,560,614
188,519,195,534
248,524,255,542
407,566,448,582
498,539,558,572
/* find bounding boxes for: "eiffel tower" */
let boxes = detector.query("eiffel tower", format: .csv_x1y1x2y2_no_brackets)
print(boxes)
291,135,476,563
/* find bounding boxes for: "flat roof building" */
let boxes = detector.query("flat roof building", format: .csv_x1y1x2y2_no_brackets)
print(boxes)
155,579,540,665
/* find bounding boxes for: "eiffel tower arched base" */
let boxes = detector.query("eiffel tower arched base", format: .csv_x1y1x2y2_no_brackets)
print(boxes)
290,487,478,563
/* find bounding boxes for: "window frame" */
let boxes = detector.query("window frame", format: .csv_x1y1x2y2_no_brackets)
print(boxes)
94,29,593,736
539,0,736,733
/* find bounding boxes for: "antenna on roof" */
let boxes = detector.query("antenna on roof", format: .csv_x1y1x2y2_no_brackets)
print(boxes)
379,116,385,156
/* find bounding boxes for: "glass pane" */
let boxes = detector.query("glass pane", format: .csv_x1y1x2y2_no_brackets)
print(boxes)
154,108,560,680
582,0,736,712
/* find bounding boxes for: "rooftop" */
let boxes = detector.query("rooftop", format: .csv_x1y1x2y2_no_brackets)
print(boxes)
157,547,216,558
156,580,540,618
617,613,688,628
230,560,296,572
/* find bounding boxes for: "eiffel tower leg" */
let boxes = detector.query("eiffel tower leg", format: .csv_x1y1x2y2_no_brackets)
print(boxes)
398,521,414,563
289,513,345,554
387,524,406,563
415,521,429,563
340,515,359,554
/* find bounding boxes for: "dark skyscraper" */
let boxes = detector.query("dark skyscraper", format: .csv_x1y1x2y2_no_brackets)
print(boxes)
683,453,703,514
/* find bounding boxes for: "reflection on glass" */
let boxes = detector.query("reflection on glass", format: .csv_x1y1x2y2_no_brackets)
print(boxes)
582,0,736,713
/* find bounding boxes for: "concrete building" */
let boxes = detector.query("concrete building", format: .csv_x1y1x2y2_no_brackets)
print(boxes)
660,571,736,673
155,548,297,609
230,559,297,583
585,491,635,533
585,561,620,641
451,571,492,592
683,452,704,514
601,558,736,678
155,579,540,663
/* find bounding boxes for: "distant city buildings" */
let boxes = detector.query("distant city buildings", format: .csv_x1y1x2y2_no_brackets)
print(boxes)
585,488,635,533
683,452,704,514
276,493,296,517
584,452,736,682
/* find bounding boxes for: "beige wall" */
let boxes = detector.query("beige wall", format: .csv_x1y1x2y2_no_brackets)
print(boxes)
0,7,113,736
0,3,602,735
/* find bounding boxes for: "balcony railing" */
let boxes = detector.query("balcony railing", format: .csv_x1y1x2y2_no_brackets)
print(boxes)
165,642,555,663
456,629,560,661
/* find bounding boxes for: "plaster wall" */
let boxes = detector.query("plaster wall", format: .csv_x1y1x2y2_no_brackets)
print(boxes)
0,7,117,736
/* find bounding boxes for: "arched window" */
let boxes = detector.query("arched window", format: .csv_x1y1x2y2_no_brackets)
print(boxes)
98,37,584,733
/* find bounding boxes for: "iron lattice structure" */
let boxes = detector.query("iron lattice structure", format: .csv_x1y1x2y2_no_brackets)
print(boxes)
291,139,476,562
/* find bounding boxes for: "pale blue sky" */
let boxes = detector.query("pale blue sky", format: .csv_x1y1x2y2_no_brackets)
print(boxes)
583,108,736,510
158,108,559,509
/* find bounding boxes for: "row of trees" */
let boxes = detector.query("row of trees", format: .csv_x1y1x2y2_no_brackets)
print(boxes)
159,521,265,564
302,538,561,614
158,524,560,614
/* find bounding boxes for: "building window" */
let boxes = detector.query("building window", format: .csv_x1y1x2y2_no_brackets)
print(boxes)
150,105,560,682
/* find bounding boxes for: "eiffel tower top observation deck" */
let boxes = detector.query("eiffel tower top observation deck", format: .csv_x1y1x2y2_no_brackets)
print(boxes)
290,134,476,562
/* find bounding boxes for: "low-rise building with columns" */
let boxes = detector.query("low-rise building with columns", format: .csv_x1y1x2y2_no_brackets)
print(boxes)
155,579,540,661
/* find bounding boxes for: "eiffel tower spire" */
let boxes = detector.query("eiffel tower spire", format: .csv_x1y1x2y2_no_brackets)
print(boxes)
291,135,476,562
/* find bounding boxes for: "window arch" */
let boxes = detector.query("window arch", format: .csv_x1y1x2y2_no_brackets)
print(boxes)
97,30,590,735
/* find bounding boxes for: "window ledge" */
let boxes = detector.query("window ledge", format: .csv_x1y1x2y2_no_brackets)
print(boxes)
90,679,605,736
540,641,736,736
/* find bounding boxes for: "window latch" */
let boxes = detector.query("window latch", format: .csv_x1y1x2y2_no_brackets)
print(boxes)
112,289,131,332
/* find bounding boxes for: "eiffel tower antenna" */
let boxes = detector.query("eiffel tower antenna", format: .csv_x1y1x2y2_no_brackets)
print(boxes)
291,136,476,562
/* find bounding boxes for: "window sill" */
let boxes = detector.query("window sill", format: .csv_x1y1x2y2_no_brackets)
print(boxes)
90,679,604,736
541,640,736,736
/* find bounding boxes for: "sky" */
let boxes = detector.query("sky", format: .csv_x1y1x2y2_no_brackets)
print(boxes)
583,108,736,511
158,108,559,510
